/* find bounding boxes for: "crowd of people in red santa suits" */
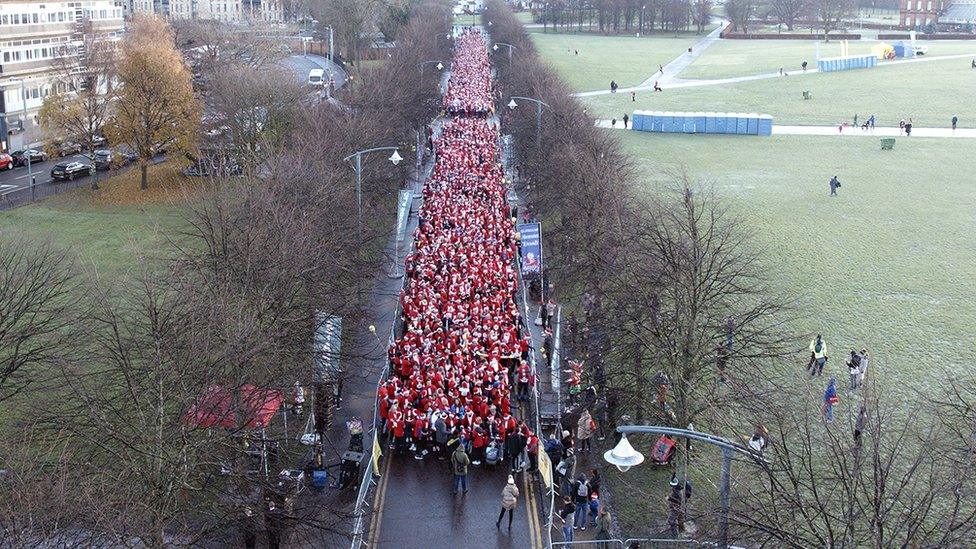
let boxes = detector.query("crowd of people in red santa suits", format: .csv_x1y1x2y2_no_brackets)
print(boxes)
443,29,495,115
378,33,538,470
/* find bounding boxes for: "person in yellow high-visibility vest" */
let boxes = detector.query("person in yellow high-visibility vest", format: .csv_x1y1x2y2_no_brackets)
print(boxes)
808,334,828,376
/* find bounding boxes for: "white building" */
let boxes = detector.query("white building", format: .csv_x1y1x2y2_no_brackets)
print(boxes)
0,0,124,151
131,0,283,23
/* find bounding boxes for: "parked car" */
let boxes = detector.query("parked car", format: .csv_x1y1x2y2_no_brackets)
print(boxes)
183,157,243,177
0,153,13,170
11,149,47,166
53,141,83,157
93,149,135,171
50,160,94,181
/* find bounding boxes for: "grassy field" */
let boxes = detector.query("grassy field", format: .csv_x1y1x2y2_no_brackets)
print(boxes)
531,33,702,91
614,130,976,391
680,40,976,80
0,163,193,277
584,56,976,127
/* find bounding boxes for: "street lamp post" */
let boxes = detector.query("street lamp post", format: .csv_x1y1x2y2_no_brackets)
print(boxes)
3,79,35,188
605,425,767,549
492,42,516,63
323,25,334,62
507,96,551,147
342,147,403,242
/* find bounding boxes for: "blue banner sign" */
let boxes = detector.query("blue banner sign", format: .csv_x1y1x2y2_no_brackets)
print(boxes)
518,222,542,276
395,189,412,241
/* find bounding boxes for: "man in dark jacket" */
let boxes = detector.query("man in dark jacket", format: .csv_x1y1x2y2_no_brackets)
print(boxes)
434,413,450,459
506,428,527,473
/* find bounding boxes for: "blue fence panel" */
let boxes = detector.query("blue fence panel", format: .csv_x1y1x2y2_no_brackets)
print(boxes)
758,115,773,136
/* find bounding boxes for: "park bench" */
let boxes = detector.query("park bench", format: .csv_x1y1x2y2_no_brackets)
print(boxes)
802,91,812,100
881,137,895,150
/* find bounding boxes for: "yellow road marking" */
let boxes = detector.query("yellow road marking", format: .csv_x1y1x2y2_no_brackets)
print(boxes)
367,454,392,548
525,473,543,549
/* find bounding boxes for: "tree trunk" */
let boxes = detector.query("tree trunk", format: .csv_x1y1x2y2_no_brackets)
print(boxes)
140,160,149,190
90,149,100,191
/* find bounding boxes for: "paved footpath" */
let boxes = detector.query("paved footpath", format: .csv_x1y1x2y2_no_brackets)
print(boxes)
595,119,976,138
575,51,976,97
638,22,726,89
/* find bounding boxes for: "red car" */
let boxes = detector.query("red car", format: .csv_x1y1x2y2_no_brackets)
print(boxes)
0,152,13,170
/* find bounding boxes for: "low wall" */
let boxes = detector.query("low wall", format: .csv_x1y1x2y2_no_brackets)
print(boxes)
878,32,976,39
720,24,862,40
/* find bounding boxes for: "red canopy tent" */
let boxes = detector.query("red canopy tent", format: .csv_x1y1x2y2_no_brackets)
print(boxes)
184,384,285,430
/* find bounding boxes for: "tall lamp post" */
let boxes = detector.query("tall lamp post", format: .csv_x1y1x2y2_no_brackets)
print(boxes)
507,96,551,147
342,147,403,241
492,42,516,63
323,25,334,62
604,425,767,549
3,79,35,189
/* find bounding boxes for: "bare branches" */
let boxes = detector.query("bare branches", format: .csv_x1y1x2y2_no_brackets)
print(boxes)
0,237,82,404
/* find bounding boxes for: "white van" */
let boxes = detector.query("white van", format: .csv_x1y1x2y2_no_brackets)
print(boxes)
308,68,325,87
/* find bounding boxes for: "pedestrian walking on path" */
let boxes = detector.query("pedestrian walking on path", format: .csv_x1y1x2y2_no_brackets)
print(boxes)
496,475,520,529
823,378,839,423
906,119,913,136
451,444,470,494
631,91,636,102
623,114,629,129
952,115,958,130
653,81,662,92
577,410,597,452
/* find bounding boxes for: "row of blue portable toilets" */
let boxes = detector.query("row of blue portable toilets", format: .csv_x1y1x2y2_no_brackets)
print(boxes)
816,54,877,73
631,111,773,136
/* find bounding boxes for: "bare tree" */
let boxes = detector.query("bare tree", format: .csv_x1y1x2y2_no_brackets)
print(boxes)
0,237,81,404
692,0,714,32
814,0,855,38
732,379,976,547
767,0,810,30
206,64,305,172
38,26,117,190
724,0,757,32
316,0,377,66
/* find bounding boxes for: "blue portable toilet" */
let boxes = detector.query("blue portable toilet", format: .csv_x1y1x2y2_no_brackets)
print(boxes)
650,111,662,132
747,114,759,135
631,111,645,131
661,112,674,133
672,113,685,133
704,112,718,134
758,114,773,136
868,55,876,67
714,114,728,134
694,112,707,133
683,114,696,133
736,114,749,134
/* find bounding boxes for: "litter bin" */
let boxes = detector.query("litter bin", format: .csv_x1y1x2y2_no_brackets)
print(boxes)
802,91,812,100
